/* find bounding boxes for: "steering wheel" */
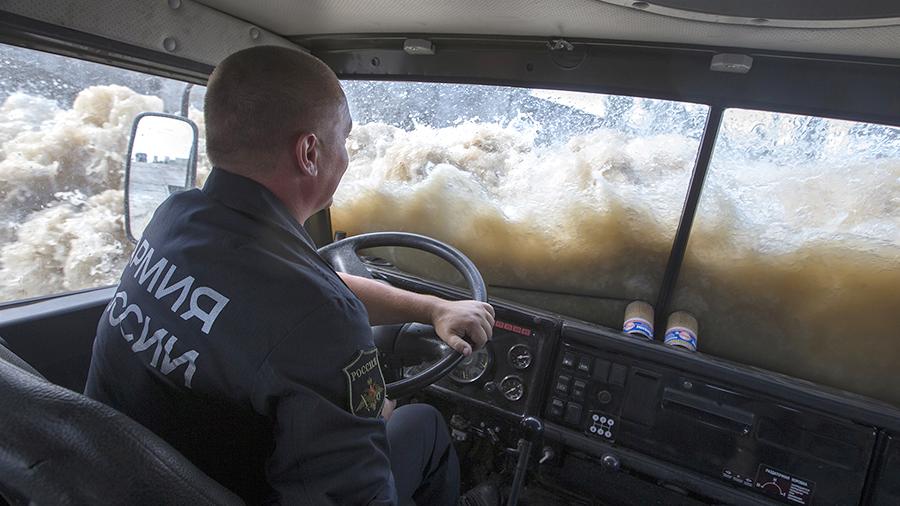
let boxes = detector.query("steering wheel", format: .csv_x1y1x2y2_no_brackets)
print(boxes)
318,232,488,399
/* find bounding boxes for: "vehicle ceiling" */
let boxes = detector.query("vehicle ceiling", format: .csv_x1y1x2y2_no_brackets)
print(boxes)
197,0,900,60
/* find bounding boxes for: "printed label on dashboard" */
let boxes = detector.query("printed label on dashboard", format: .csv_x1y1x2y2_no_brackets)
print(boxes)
587,411,616,441
754,464,815,505
721,468,755,488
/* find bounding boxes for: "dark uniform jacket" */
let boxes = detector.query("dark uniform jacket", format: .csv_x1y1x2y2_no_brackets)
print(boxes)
85,167,395,504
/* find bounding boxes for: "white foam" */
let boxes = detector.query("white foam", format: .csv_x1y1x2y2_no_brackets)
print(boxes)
0,85,162,292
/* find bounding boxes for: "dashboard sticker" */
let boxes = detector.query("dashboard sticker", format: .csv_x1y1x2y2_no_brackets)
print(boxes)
587,411,616,441
754,464,815,505
721,468,755,488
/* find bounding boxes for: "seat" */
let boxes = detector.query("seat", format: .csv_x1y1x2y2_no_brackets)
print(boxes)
0,338,42,379
0,340,243,506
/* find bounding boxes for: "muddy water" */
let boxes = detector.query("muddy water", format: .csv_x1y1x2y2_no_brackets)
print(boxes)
0,86,209,299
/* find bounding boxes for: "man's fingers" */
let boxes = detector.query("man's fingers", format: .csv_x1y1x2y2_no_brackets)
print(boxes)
467,325,488,350
479,316,492,342
432,300,496,355
482,303,495,327
446,333,473,356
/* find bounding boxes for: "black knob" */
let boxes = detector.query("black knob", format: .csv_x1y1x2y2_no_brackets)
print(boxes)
520,416,544,443
484,381,497,393
597,390,612,404
601,453,620,472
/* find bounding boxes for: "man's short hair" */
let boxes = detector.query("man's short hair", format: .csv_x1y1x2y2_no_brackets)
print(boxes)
204,46,342,172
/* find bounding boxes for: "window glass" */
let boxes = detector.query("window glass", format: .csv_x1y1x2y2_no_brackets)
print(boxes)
0,44,207,303
337,81,709,326
672,108,900,405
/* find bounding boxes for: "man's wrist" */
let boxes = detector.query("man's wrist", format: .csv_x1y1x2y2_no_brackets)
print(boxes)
420,294,443,325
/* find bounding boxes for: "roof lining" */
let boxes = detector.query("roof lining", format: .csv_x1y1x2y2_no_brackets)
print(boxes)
308,36,900,128
196,0,900,60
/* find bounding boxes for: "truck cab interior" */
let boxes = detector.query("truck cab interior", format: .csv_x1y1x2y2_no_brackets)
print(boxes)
1,1,899,505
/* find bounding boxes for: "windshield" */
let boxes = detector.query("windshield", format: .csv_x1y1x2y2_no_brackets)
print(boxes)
338,80,900,406
337,81,709,325
674,108,900,405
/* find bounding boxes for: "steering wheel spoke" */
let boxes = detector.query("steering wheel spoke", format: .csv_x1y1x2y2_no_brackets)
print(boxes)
318,232,487,398
318,241,375,279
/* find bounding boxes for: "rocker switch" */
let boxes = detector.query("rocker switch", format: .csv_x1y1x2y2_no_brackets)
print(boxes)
555,375,571,395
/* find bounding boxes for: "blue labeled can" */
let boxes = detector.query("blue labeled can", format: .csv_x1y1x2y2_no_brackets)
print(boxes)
664,311,699,352
623,301,654,340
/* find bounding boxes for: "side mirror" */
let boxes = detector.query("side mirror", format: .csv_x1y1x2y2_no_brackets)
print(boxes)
124,112,198,242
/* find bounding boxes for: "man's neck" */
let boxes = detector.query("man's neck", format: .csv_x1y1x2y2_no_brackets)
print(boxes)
218,165,316,225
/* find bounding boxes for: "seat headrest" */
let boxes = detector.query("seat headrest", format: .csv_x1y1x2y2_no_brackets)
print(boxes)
0,358,243,505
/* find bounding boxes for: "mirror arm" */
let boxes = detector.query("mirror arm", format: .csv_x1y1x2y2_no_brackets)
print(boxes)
179,83,194,119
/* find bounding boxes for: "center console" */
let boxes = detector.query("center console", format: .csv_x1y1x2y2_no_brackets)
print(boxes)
541,323,900,505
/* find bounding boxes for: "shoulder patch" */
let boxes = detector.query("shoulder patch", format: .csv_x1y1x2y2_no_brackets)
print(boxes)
343,348,386,417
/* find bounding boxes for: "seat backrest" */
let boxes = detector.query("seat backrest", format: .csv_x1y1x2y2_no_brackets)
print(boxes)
0,342,243,506
0,338,42,379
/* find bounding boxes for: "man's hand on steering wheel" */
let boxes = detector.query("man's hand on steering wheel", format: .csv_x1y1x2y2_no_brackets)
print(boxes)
319,232,492,398
429,299,495,356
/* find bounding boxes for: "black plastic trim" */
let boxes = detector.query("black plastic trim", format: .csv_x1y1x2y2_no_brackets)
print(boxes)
562,321,900,433
860,431,891,505
306,35,900,128
543,421,777,505
0,11,213,85
653,107,724,336
0,287,115,327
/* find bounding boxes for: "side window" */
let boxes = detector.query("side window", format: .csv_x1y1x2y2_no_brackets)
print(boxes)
672,108,900,405
0,44,208,304
338,81,709,327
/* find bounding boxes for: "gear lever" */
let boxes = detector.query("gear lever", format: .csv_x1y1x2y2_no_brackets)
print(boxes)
506,416,543,506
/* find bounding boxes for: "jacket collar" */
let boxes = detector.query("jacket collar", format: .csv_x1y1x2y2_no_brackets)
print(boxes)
201,167,315,249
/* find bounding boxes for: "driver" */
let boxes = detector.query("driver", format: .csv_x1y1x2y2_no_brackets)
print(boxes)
84,45,495,505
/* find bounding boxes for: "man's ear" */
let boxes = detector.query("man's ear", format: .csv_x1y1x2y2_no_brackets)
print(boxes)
294,132,319,177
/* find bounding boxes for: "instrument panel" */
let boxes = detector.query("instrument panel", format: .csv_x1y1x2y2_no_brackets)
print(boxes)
545,340,875,505
405,305,558,417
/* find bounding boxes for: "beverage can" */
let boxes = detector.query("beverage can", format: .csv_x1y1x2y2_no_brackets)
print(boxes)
664,311,699,352
623,301,654,340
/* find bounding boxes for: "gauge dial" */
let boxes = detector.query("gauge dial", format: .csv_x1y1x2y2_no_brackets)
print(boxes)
507,344,533,370
449,347,493,384
500,375,525,402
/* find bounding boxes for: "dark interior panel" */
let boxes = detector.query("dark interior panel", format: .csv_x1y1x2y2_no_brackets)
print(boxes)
0,288,113,391
545,338,879,505
869,434,900,505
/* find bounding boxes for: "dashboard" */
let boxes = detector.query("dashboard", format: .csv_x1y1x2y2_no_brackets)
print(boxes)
404,305,558,417
378,267,900,505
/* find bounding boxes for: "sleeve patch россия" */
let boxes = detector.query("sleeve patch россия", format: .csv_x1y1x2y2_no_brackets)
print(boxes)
342,348,386,417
